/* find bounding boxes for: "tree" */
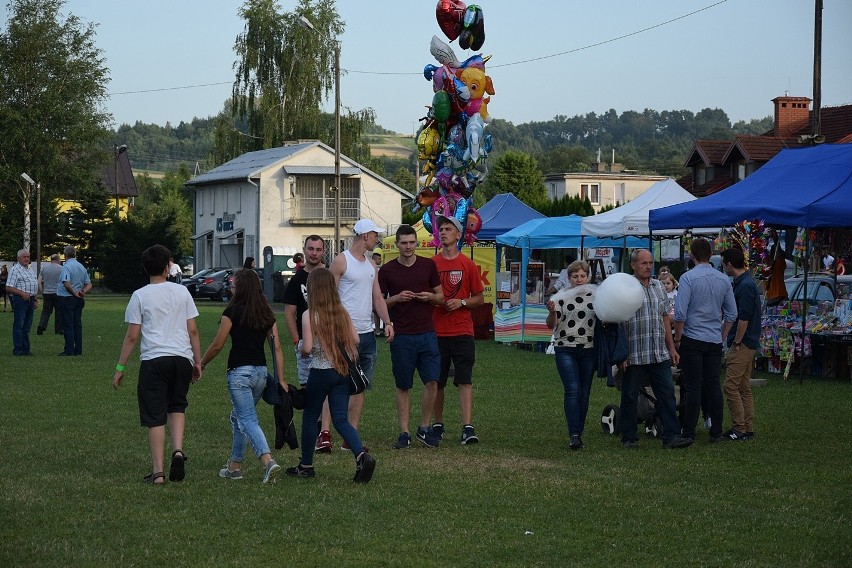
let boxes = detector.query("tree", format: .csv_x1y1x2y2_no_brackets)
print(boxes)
223,0,375,165
478,151,546,209
64,182,112,268
0,0,111,258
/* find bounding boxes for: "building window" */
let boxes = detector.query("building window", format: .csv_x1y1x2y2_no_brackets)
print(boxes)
697,166,706,186
549,183,557,200
737,164,746,181
290,175,361,223
614,183,625,206
581,183,600,204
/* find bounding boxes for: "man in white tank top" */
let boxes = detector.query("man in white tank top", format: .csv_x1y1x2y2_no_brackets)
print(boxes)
331,219,395,443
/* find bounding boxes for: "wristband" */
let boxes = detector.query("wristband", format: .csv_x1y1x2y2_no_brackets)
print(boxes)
115,364,126,372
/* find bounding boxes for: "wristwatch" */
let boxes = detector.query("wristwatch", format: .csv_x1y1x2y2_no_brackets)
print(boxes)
460,299,467,307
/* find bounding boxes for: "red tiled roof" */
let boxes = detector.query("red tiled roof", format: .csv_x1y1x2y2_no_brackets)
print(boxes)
676,173,693,193
684,140,730,167
723,135,804,163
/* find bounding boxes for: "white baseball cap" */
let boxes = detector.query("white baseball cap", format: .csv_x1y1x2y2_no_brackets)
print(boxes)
436,215,462,233
353,219,386,235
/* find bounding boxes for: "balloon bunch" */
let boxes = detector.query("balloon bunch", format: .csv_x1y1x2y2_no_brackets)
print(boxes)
414,1,494,249
731,219,770,279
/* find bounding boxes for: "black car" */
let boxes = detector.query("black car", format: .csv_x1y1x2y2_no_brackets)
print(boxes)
181,268,225,297
224,267,265,295
196,269,236,301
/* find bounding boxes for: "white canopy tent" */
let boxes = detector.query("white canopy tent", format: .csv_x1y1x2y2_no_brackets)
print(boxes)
581,178,699,237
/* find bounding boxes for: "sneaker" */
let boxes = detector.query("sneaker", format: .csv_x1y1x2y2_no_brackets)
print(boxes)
663,436,694,449
722,428,748,441
262,460,281,484
431,422,445,440
460,424,479,445
416,426,441,448
743,431,755,441
353,452,376,483
393,432,411,449
285,463,315,478
218,465,243,480
569,434,584,450
622,440,639,449
315,430,332,453
709,435,723,443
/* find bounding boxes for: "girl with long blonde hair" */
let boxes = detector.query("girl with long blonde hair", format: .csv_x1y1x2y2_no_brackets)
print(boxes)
286,268,376,483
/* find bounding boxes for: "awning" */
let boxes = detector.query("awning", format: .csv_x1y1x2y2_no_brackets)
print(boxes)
283,165,361,176
218,228,245,240
190,230,213,240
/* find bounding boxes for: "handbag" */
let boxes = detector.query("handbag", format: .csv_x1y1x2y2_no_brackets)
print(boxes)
339,343,368,395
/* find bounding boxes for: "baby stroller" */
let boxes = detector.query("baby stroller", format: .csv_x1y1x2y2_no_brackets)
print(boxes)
600,367,683,438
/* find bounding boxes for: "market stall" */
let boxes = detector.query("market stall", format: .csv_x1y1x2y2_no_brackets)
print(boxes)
494,215,644,343
649,143,852,378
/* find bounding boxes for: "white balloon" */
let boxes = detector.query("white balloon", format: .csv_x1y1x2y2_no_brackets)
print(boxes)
594,272,644,323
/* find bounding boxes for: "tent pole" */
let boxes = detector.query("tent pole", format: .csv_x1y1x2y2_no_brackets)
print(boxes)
520,241,528,343
800,231,809,383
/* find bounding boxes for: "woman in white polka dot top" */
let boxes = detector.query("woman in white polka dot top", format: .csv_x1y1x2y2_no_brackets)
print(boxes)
546,260,597,451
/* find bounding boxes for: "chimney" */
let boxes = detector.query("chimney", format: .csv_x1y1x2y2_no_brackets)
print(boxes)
772,96,811,137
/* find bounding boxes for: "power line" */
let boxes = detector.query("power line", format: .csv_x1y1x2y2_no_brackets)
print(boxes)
108,1,727,94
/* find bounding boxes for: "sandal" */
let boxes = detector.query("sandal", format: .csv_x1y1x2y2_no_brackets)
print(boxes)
143,472,165,485
169,450,187,482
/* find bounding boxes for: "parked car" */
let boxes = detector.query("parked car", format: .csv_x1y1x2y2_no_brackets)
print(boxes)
224,267,265,297
785,273,852,304
196,269,236,301
181,268,225,297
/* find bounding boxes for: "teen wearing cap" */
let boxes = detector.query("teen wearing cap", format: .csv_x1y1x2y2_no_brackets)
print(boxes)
330,219,395,447
431,215,484,445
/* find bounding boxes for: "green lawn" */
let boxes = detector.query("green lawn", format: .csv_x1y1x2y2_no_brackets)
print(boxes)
1,296,850,567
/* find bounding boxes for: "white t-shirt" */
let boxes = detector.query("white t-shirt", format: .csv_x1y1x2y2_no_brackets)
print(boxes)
338,250,375,334
125,281,199,362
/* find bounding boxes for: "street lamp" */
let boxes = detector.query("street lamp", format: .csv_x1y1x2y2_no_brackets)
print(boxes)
114,144,127,219
20,173,41,277
297,15,341,257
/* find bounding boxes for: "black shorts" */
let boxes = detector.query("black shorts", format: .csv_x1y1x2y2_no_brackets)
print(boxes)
137,356,193,427
437,335,476,388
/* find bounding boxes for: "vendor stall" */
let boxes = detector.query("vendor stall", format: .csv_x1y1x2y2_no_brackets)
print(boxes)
649,143,852,379
495,215,644,343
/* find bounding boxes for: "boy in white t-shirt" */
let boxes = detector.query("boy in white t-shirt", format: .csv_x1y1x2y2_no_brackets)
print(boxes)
112,245,203,485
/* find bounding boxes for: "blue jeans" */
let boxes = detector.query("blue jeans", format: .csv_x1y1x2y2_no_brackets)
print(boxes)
59,295,85,355
10,295,34,355
678,336,724,439
300,367,364,466
620,361,681,444
227,366,272,462
357,332,378,387
554,346,596,436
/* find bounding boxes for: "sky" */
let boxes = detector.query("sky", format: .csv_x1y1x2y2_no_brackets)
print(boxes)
4,0,851,136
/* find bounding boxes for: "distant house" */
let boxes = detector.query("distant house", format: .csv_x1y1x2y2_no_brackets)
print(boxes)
681,95,852,196
545,162,666,213
184,141,413,269
58,149,138,220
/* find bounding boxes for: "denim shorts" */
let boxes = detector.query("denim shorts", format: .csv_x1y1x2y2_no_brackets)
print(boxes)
389,331,440,390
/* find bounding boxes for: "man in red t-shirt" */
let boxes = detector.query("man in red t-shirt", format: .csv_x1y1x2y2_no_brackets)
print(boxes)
432,216,485,445
379,225,444,449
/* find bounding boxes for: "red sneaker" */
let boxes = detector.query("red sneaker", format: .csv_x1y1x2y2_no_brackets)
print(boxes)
315,430,332,453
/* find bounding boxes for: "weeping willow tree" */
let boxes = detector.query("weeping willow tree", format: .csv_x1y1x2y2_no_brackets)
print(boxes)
223,0,374,166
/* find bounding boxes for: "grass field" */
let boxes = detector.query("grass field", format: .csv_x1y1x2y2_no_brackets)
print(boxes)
1,296,850,567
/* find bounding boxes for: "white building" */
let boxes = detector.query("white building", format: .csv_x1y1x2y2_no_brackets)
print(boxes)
185,141,412,269
544,164,667,213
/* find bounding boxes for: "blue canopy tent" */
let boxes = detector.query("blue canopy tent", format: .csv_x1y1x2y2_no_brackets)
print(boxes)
477,193,546,241
495,215,644,342
649,144,852,230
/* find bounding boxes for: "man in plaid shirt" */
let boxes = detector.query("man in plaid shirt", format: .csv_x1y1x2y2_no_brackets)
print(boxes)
6,249,39,356
619,249,692,449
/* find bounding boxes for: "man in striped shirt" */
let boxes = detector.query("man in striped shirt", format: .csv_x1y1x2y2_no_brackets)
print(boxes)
620,249,692,449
